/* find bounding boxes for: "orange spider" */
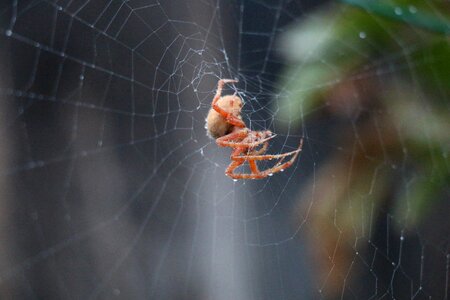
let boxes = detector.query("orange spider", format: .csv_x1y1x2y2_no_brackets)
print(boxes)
206,79,303,179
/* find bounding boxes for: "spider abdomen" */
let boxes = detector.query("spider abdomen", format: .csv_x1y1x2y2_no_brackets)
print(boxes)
206,95,242,139
206,109,233,139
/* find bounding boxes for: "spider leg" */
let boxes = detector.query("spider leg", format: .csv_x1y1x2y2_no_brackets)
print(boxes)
226,139,303,180
218,132,276,148
248,142,269,156
212,79,245,128
231,148,301,161
248,160,259,174
259,146,302,175
225,148,246,178
216,129,276,148
226,160,246,178
247,145,263,173
227,152,298,179
216,129,248,148
233,139,271,176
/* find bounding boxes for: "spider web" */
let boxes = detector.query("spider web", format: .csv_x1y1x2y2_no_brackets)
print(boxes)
0,0,448,299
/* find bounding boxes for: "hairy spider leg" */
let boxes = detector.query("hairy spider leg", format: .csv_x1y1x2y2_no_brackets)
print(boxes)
246,141,269,174
248,160,259,174
241,131,272,174
227,151,298,179
226,139,304,179
224,139,270,178
225,147,247,178
216,129,276,148
215,129,247,147
218,131,269,175
212,79,246,128
248,142,269,156
231,148,301,161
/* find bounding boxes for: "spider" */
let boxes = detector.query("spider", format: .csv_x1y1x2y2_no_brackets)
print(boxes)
206,79,303,179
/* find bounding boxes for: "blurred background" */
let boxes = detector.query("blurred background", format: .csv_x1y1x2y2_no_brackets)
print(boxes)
0,0,448,299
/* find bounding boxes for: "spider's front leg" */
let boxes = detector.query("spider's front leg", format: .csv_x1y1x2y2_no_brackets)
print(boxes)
212,79,245,128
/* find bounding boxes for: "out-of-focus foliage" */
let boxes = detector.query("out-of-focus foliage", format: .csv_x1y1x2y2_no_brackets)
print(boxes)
278,0,450,124
277,1,449,298
278,0,449,227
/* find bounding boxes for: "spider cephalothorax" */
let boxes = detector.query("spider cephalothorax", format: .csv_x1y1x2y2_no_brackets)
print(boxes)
206,79,303,179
